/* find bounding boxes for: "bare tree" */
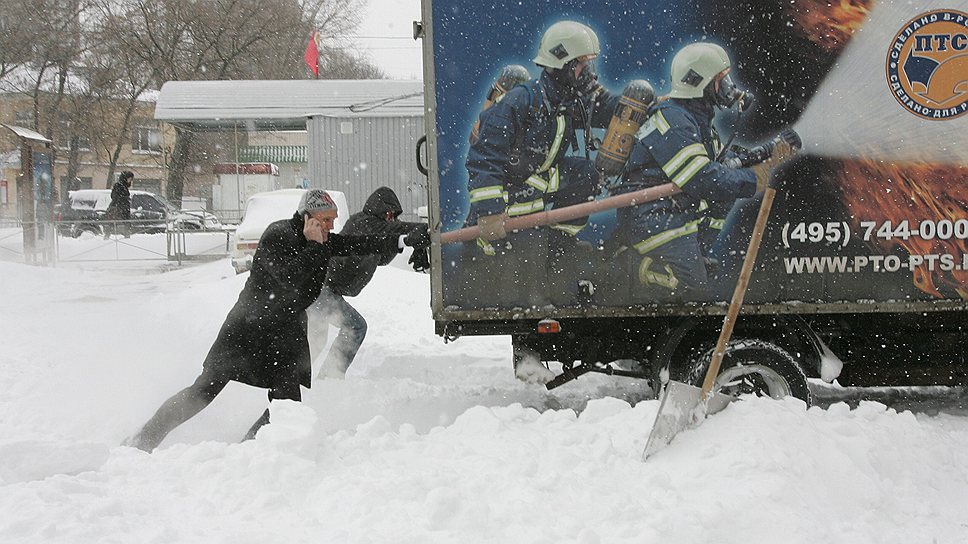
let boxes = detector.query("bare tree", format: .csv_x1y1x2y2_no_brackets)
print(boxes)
0,0,92,209
3,0,384,204
0,0,36,79
94,0,370,204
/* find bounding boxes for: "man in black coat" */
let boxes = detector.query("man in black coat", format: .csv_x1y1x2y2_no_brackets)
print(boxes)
124,189,430,451
312,187,427,379
104,170,133,238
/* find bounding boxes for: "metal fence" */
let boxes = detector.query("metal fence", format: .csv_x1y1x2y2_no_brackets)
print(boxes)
0,220,235,267
210,209,244,225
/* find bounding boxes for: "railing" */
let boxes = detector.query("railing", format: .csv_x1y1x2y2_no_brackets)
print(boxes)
166,223,235,265
0,220,235,267
209,209,244,225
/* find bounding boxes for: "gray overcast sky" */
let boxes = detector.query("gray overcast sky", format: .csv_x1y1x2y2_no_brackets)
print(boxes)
353,0,423,80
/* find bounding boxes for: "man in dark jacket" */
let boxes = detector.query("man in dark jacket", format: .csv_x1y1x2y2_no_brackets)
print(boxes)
312,187,426,379
124,189,431,452
104,170,133,238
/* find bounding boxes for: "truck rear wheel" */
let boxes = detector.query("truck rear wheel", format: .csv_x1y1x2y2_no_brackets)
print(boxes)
686,339,811,406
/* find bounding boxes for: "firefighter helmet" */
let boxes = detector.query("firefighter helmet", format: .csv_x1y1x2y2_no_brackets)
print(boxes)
533,21,600,70
669,42,731,100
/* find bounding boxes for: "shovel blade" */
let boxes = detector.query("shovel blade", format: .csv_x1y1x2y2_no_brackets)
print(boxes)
642,381,733,460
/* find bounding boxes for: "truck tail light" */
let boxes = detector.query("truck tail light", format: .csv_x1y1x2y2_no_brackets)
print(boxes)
237,242,259,251
537,319,560,334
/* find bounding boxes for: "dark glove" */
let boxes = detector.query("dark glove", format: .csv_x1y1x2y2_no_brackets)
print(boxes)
404,224,430,249
408,246,430,272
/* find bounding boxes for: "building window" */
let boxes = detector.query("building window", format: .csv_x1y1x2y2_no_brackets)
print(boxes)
15,110,35,129
132,124,162,154
58,115,91,151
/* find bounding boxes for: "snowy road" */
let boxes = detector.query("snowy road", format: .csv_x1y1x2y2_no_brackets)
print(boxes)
1,246,967,543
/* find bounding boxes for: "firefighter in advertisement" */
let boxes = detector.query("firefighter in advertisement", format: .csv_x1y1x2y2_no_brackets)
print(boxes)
462,20,620,307
605,42,797,304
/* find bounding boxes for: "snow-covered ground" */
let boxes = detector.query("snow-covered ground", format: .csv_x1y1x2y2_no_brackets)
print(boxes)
1,230,968,543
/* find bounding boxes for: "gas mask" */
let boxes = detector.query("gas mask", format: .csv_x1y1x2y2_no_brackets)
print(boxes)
709,73,752,111
552,57,601,97
573,57,600,96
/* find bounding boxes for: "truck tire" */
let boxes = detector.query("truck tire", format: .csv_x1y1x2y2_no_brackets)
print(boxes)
685,339,812,406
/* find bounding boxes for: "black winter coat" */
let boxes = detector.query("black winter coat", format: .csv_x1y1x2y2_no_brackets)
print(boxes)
106,180,131,220
325,187,423,297
203,212,399,389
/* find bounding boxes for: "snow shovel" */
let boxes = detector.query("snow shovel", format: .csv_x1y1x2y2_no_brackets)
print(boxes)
643,183,779,460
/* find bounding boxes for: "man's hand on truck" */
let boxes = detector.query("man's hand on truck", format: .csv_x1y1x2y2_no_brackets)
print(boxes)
404,224,431,249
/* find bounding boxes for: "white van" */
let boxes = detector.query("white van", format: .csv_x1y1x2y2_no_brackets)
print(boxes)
231,188,348,274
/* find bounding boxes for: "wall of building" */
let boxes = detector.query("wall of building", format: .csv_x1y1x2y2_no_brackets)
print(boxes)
308,115,426,221
0,91,169,218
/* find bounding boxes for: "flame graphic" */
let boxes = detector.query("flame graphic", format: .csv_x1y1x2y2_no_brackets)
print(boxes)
839,160,968,299
791,0,872,52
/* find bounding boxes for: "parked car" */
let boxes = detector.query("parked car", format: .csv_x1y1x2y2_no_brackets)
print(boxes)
231,188,348,274
55,189,221,237
53,199,102,237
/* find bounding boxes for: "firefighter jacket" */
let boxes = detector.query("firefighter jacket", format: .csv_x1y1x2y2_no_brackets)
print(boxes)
464,70,618,225
612,98,758,254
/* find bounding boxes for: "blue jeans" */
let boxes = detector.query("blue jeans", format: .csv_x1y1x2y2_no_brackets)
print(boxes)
310,287,368,375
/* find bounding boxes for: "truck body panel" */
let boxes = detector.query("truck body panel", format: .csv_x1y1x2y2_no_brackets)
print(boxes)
419,0,968,388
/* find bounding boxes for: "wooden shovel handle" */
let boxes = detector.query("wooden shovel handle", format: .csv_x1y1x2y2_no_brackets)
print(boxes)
701,187,777,397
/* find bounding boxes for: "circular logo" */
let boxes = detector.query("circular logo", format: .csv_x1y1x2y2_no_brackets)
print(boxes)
886,9,968,120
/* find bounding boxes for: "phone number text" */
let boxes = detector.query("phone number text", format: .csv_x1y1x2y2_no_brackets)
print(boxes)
781,220,968,248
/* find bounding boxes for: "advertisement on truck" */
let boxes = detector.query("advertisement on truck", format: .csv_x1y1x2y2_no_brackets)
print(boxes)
424,0,968,318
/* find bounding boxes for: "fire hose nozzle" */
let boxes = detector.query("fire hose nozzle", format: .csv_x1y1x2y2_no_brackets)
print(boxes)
778,128,802,151
723,128,802,169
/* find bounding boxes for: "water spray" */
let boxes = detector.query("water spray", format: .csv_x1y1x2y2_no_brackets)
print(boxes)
791,0,968,165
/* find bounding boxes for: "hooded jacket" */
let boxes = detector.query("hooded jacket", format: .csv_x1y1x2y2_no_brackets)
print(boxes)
325,187,423,297
203,212,399,389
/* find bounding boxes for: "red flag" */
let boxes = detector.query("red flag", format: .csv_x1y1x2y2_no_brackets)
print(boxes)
304,31,320,76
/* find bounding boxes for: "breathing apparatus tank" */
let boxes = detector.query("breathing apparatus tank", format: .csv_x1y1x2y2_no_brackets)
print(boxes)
469,65,532,145
595,79,656,176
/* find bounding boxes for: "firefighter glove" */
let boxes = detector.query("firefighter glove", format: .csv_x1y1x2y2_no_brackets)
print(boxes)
769,140,795,165
751,161,772,193
751,140,798,192
478,214,507,241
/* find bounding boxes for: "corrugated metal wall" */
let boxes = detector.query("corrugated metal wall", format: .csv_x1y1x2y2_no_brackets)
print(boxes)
308,115,427,222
